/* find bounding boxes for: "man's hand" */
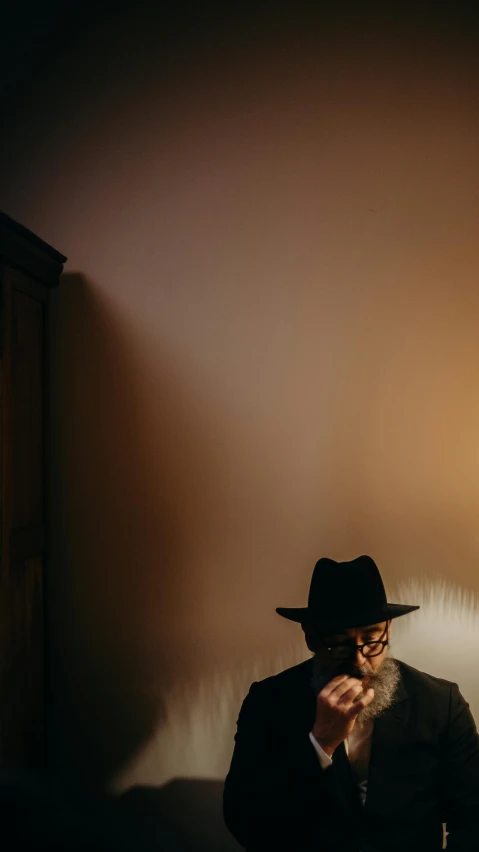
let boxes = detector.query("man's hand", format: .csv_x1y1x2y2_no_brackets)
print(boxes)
311,674,374,756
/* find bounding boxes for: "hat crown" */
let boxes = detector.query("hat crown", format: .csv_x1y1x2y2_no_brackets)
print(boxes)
307,555,388,628
276,554,419,629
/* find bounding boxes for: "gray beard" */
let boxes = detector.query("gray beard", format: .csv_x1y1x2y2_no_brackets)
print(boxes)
310,652,401,724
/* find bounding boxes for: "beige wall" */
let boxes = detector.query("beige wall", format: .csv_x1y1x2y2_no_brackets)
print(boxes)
2,10,479,790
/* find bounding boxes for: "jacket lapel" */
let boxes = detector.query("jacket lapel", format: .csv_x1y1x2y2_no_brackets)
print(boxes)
364,673,410,816
332,741,364,823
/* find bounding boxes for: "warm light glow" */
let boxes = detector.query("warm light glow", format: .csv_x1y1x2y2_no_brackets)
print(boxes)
2,8,479,793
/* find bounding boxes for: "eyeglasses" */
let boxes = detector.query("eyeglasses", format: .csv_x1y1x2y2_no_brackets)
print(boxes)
321,629,389,659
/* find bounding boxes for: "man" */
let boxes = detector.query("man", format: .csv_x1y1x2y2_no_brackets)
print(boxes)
223,556,479,851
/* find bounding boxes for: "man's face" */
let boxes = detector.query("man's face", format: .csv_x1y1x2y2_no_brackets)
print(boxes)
303,620,391,687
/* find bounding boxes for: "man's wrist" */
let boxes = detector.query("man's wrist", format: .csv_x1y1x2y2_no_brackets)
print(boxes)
311,734,335,757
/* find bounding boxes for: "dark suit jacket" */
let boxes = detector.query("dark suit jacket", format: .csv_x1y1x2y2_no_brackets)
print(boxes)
223,658,479,852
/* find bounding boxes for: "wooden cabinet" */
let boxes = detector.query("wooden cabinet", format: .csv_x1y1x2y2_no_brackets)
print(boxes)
0,212,66,768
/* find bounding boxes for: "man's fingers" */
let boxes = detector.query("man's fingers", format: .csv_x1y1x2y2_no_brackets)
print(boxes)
318,674,350,697
336,683,364,706
327,677,364,701
348,688,375,717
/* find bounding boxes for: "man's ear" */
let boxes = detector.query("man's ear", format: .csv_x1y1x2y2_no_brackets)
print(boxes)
388,619,392,637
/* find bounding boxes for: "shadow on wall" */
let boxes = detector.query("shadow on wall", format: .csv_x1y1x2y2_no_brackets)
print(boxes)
47,270,303,791
48,272,163,787
47,272,229,789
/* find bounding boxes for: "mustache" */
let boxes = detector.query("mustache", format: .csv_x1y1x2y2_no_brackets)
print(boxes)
334,663,368,679
312,657,385,692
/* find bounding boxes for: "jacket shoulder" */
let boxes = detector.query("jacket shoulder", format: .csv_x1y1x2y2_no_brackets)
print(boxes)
396,659,456,697
250,657,313,693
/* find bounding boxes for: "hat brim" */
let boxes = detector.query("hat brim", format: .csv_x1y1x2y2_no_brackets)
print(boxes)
276,603,420,629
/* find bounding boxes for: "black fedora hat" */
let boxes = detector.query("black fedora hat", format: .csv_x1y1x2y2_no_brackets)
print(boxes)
276,555,419,631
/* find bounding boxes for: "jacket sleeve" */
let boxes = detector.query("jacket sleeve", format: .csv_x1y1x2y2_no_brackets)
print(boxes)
441,682,479,851
223,680,355,851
